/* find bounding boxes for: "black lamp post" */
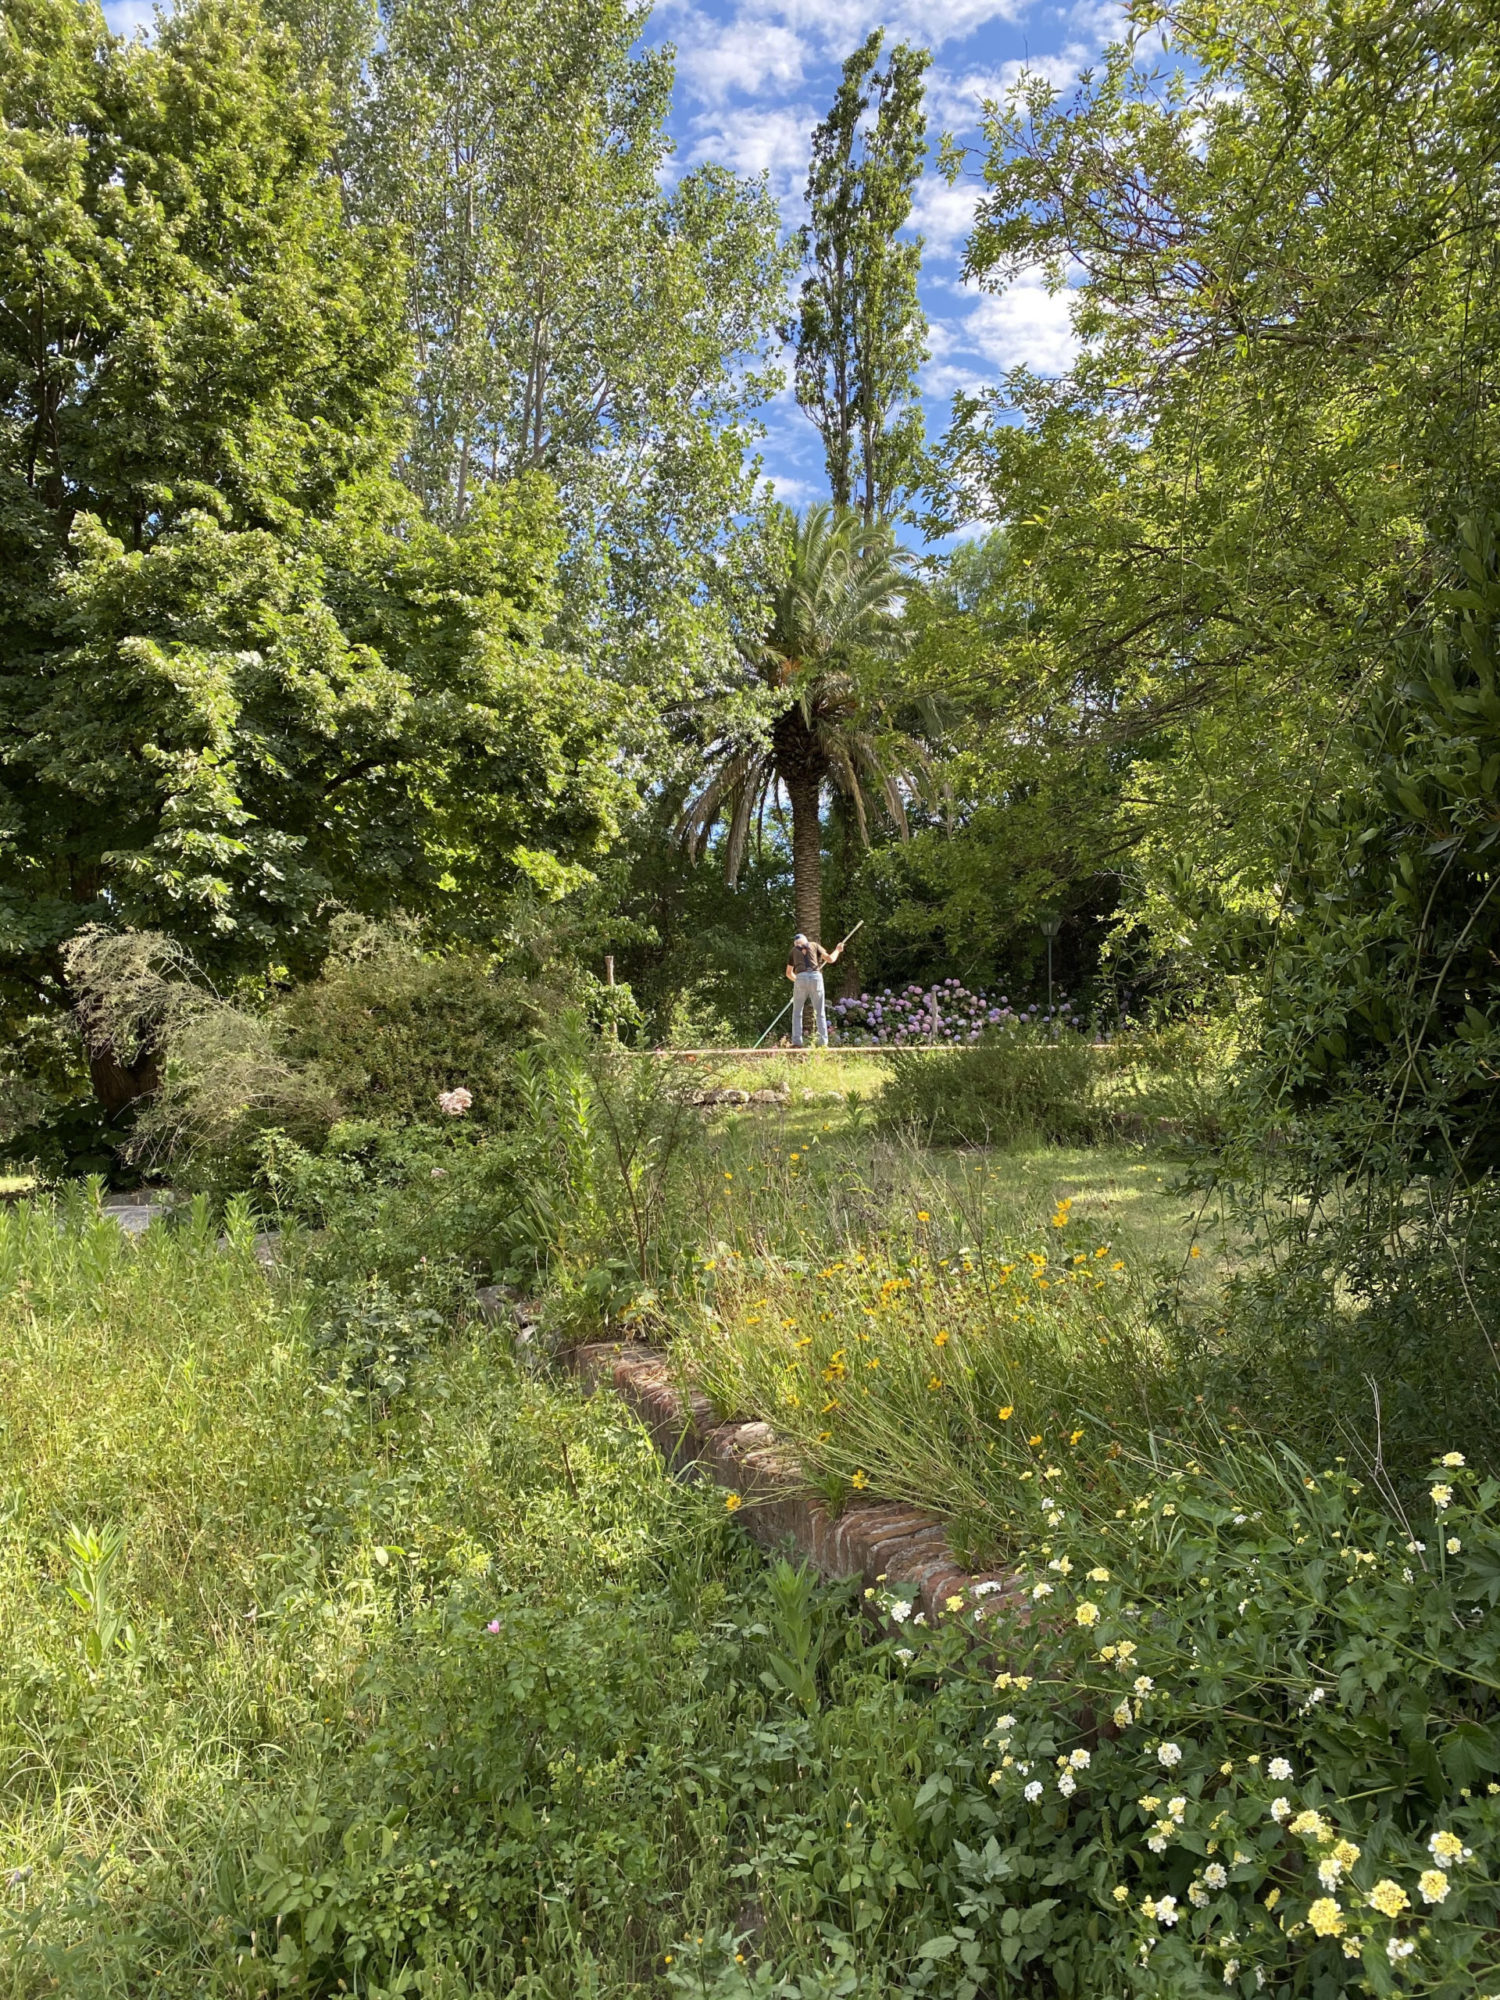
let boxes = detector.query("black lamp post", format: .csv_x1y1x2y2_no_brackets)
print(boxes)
1038,914,1061,1016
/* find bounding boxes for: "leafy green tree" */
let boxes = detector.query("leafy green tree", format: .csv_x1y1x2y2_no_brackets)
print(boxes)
0,0,630,1110
351,0,790,690
1258,514,1500,1185
680,504,921,943
838,533,1137,1001
944,0,1500,988
785,30,931,524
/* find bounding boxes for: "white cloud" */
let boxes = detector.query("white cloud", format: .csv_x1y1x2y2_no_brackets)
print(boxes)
660,0,1037,99
1064,0,1129,45
923,360,995,399
685,102,819,202
928,50,1085,127
923,268,1079,388
961,271,1079,374
909,175,981,257
674,19,809,105
103,0,156,36
761,470,821,505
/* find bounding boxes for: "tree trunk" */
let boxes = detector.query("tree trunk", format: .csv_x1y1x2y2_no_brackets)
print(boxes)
86,1047,159,1118
786,773,823,943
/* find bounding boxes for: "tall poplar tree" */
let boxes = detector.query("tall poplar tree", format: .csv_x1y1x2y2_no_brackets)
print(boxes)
785,32,931,524
348,0,789,690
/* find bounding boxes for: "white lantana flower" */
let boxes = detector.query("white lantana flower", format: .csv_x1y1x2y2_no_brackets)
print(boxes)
1024,1780,1043,1803
1268,1757,1293,1781
1158,1742,1183,1768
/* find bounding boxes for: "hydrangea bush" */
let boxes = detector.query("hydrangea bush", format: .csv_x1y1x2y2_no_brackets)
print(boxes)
831,981,1078,1046
865,1448,1500,1997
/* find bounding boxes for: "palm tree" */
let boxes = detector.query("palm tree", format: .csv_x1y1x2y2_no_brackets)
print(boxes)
681,503,926,943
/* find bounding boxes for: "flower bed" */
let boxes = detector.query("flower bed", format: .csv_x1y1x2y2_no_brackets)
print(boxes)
831,979,1078,1046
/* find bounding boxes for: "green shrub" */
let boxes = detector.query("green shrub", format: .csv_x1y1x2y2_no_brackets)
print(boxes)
1095,1018,1241,1145
130,1002,343,1193
879,1029,1100,1146
278,927,546,1128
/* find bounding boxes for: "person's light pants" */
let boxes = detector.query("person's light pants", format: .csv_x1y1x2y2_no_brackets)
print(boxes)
790,971,828,1047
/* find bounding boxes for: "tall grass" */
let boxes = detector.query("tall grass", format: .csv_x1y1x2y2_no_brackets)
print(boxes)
667,1148,1198,1565
0,1187,1056,1997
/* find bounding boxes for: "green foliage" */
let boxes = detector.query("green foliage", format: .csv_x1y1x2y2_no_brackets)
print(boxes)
841,532,1132,1006
278,922,546,1128
878,1031,1100,1147
354,0,790,685
944,0,1500,989
1255,515,1500,1189
786,31,931,524
866,1445,1500,1999
0,1,632,1091
593,800,797,1045
0,1182,1170,1999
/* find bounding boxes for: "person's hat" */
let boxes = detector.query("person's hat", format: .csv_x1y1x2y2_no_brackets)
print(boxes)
794,932,807,943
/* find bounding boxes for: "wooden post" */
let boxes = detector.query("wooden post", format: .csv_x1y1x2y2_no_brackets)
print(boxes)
605,955,615,986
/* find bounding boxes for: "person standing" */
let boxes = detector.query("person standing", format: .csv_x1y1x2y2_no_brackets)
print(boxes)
785,931,842,1048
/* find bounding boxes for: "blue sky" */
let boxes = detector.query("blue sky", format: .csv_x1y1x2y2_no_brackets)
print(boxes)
644,0,1112,522
102,0,1111,531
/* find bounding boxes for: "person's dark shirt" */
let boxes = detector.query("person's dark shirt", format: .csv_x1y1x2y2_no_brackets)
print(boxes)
791,939,832,975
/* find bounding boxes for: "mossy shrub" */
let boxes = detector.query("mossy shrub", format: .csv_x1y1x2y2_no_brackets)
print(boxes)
878,1027,1100,1146
279,946,549,1128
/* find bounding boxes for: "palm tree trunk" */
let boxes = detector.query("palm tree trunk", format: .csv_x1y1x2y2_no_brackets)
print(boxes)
787,774,823,942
